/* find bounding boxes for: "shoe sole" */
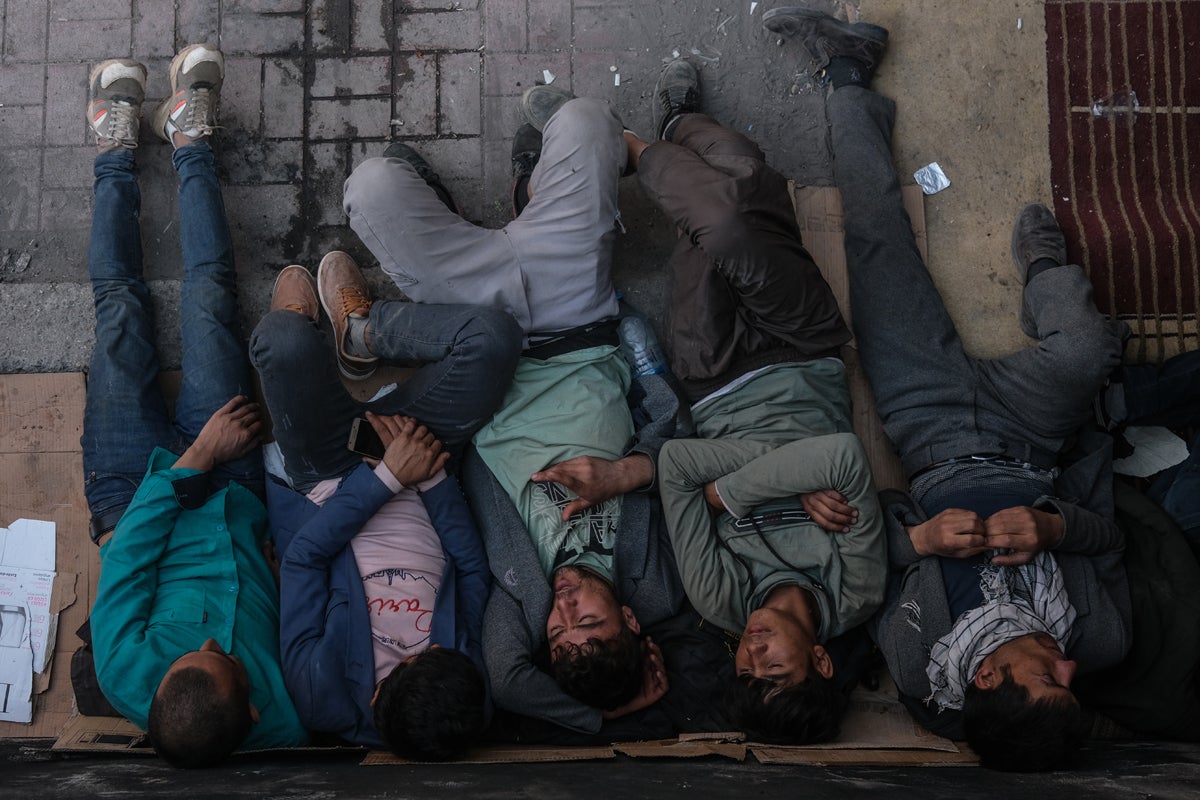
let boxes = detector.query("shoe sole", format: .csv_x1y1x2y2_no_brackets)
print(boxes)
316,252,378,382
763,7,889,53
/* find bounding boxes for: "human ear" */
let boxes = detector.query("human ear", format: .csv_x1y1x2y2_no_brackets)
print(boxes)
973,662,997,690
621,605,641,635
812,645,834,679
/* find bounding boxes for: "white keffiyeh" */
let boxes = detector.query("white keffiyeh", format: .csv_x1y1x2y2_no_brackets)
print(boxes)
924,550,1076,711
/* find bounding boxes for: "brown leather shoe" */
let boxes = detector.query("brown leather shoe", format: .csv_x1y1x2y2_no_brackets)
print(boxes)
317,251,378,381
269,265,319,321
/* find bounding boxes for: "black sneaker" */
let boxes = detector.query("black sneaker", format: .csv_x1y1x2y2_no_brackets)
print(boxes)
763,8,888,71
383,142,460,216
520,84,574,132
1010,203,1068,338
511,123,543,217
653,59,701,141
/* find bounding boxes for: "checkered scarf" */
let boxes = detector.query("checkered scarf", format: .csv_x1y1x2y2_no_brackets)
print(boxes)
924,551,1076,711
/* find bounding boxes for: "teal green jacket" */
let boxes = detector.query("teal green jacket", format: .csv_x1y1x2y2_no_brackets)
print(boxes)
90,448,307,749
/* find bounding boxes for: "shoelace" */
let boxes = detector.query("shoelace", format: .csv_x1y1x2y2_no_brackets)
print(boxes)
184,87,219,134
337,286,372,318
106,100,140,148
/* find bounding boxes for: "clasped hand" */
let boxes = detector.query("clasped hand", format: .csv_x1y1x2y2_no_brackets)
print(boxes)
907,506,1065,565
364,412,449,486
532,454,654,521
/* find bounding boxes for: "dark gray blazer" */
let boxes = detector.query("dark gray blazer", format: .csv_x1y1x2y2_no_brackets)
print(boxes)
463,371,690,733
870,431,1133,715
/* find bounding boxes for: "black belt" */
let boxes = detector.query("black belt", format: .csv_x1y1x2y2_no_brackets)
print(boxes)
524,318,619,360
911,452,1056,481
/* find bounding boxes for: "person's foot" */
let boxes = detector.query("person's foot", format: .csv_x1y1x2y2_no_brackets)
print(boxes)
149,43,224,148
520,84,574,132
510,123,543,217
87,59,147,152
652,59,701,141
270,265,319,322
1010,203,1068,337
763,7,888,81
382,142,460,215
317,251,379,381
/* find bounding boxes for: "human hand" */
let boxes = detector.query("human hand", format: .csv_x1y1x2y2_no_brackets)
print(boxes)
532,454,654,520
703,481,726,512
983,506,1065,566
907,508,989,558
177,396,263,472
601,636,669,719
366,413,449,486
802,488,859,533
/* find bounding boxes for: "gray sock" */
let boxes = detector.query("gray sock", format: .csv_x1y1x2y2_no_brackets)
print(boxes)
346,315,372,359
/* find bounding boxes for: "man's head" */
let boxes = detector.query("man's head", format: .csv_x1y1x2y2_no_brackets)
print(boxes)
724,606,841,743
148,638,257,768
546,566,644,710
963,632,1084,770
372,646,486,761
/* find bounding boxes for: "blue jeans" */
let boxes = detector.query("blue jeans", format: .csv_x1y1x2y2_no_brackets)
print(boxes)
249,303,521,493
81,144,261,529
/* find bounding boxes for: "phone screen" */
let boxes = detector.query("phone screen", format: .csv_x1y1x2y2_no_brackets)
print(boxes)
347,418,386,459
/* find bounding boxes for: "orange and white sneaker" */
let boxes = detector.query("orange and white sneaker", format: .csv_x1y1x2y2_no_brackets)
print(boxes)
87,59,147,151
149,43,224,148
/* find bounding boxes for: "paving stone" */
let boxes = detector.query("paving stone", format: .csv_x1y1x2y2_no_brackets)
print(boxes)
41,146,97,189
484,0,526,52
262,58,305,139
224,0,305,11
480,135,516,227
0,149,42,232
0,64,47,106
50,0,131,19
396,9,483,51
221,57,264,136
132,0,177,59
307,142,350,226
175,0,220,45
311,0,352,51
49,18,132,61
483,51,571,97
573,2,643,51
528,0,572,50
0,105,45,147
406,0,480,9
40,188,93,230
312,56,392,97
310,96,391,140
223,184,302,263
392,53,437,135
2,0,49,62
570,50,633,109
44,64,89,146
352,0,393,52
438,51,482,136
136,144,183,278
219,137,303,185
220,12,304,55
481,93,524,140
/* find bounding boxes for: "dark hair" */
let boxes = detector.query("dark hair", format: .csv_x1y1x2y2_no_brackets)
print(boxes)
724,672,843,744
148,666,251,768
551,624,644,711
962,667,1084,771
373,648,486,761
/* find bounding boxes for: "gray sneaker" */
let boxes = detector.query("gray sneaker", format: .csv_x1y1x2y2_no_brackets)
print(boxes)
87,59,147,151
763,7,889,70
149,43,225,147
1011,203,1068,337
520,84,574,132
652,59,701,141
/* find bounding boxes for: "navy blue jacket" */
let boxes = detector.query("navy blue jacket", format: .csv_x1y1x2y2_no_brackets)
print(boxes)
271,464,489,747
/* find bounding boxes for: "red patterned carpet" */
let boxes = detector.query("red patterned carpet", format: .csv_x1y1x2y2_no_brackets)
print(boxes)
1045,0,1200,359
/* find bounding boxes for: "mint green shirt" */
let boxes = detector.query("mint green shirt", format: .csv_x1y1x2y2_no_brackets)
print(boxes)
91,448,307,749
474,346,632,578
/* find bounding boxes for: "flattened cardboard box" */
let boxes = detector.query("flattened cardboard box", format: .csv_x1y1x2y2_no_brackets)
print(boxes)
7,188,973,766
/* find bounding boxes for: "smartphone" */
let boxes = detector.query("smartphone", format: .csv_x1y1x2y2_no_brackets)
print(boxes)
347,417,386,459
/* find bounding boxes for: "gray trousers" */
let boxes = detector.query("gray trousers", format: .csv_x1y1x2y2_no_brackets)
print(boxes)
828,87,1126,478
343,98,624,339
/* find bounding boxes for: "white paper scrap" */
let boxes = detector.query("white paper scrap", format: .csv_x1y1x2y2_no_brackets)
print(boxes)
1112,426,1190,478
542,69,556,84
614,73,621,87
751,2,759,13
914,162,951,195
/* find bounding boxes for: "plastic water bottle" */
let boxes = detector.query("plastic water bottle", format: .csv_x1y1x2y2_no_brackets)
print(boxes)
618,315,668,377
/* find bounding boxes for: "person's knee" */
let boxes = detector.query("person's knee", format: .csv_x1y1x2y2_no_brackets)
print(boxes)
458,308,523,371
344,157,407,215
249,309,316,371
544,97,621,141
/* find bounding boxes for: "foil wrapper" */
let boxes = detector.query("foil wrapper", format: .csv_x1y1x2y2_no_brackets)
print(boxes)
914,162,950,195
